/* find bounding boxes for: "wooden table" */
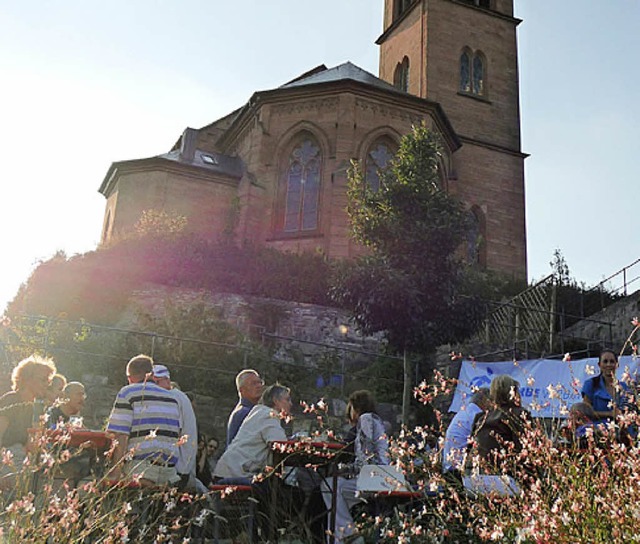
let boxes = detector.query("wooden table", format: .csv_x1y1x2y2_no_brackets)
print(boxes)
33,427,112,478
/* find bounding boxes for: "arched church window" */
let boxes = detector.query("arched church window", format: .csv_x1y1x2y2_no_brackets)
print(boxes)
467,207,486,267
460,48,486,97
365,139,396,192
459,50,471,93
393,57,410,93
472,53,485,95
283,138,322,232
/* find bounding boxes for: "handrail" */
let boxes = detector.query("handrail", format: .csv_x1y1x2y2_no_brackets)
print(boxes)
584,257,640,297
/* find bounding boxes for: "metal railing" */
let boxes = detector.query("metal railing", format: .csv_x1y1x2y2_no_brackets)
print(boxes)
478,274,556,355
580,257,640,315
0,314,405,397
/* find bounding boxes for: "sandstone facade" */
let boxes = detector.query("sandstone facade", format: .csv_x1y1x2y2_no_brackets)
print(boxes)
99,0,527,278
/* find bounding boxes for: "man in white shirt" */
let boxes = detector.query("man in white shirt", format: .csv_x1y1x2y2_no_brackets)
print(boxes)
152,364,199,490
442,387,491,474
214,384,291,483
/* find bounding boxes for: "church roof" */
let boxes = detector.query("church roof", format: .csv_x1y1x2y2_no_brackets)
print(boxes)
98,149,242,197
280,62,400,94
157,149,243,178
215,61,460,153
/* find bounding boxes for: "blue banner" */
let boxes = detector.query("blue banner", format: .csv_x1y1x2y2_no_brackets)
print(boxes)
449,356,640,418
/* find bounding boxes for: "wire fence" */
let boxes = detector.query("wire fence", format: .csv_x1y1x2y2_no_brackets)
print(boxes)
0,314,409,435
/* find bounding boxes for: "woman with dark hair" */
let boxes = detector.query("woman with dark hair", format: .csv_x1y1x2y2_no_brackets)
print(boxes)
323,390,389,543
471,375,531,471
582,349,632,422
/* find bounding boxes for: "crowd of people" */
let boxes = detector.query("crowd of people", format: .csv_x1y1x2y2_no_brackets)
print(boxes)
0,347,633,540
0,354,393,542
442,348,636,490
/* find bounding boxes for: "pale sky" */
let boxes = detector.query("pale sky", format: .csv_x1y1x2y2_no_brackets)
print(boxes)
0,1,638,314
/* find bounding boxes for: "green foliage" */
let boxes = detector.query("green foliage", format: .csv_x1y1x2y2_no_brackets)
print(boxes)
548,248,623,328
550,248,571,286
331,124,476,355
129,297,272,402
347,126,470,266
133,208,188,237
6,236,332,326
458,267,528,303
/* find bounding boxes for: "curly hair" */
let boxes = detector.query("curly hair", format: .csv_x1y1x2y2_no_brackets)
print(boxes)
11,355,57,391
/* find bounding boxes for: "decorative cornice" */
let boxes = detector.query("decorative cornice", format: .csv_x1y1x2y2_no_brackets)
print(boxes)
377,0,521,45
449,0,522,25
458,135,529,158
99,158,240,198
217,80,461,155
271,97,339,116
376,0,421,45
355,97,423,125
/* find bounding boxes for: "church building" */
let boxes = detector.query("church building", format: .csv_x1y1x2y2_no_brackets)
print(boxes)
98,0,527,278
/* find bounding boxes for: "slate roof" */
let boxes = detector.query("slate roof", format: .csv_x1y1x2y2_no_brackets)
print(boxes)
157,149,243,178
279,61,401,94
99,149,243,196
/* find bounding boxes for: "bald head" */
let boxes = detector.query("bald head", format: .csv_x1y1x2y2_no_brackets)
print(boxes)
62,382,86,415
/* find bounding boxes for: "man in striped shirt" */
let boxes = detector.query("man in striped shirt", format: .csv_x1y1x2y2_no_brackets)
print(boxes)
107,354,181,485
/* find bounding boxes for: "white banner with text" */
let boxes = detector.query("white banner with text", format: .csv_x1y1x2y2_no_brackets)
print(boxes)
449,356,639,418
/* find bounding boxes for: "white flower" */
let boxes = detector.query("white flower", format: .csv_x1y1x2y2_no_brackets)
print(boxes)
585,364,596,376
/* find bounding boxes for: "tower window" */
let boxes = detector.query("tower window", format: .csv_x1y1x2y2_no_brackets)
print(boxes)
460,50,471,93
467,206,487,267
459,0,491,8
393,57,410,92
393,0,414,22
459,49,486,97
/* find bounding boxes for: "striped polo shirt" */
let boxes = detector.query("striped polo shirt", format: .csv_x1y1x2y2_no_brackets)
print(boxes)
107,381,181,466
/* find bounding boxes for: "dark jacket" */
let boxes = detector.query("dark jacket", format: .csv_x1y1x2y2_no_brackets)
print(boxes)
471,405,531,470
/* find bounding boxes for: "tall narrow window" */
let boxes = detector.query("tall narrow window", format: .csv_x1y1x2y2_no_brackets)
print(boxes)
283,139,321,232
467,207,486,267
472,54,484,94
365,139,396,192
460,49,486,97
459,51,471,93
394,57,409,92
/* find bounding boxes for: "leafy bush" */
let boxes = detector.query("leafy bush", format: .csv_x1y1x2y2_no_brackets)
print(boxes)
6,236,332,325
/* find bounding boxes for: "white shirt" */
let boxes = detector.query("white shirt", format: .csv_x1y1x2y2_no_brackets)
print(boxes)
442,402,483,472
214,404,287,480
173,388,198,476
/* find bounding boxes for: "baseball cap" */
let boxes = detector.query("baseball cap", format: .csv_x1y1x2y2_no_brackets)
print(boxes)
152,364,171,379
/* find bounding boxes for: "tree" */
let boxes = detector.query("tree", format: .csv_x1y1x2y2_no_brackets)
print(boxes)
330,124,476,422
550,248,571,286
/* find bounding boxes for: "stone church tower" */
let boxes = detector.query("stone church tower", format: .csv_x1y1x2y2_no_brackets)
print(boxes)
98,0,527,279
377,0,526,274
